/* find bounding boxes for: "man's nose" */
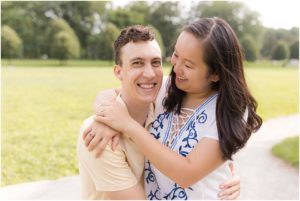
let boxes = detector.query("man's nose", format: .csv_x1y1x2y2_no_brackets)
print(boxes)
143,64,155,78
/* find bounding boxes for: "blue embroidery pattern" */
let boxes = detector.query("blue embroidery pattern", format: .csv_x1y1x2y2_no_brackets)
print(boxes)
145,160,161,200
196,110,207,124
163,183,193,200
151,112,170,139
145,160,157,184
148,188,161,200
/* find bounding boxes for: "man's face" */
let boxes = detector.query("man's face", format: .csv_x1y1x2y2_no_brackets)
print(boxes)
114,40,163,105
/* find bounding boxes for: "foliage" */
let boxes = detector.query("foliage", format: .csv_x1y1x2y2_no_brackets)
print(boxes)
261,28,298,59
1,1,298,60
190,1,263,46
148,2,182,56
272,136,299,168
289,40,299,59
271,41,290,60
48,18,80,62
241,35,258,61
107,7,145,29
1,25,23,59
52,31,80,64
87,23,120,60
150,26,166,58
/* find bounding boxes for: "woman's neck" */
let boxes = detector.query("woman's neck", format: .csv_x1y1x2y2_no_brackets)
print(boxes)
183,90,216,109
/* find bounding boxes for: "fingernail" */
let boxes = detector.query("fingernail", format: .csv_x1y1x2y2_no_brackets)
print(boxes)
220,185,224,189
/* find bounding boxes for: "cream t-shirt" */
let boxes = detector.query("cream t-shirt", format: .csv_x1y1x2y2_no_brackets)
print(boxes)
77,95,154,199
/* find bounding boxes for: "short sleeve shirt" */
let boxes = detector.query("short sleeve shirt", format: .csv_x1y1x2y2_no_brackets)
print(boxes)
77,95,154,199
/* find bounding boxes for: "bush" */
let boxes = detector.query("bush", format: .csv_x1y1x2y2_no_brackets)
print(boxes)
272,41,290,60
48,18,80,60
98,23,120,60
1,25,23,60
289,40,299,59
241,35,258,61
52,31,80,64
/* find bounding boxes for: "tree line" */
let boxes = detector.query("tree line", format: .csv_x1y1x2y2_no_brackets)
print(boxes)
1,1,299,63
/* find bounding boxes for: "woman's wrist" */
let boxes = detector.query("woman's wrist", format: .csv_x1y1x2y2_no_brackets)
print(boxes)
122,118,140,136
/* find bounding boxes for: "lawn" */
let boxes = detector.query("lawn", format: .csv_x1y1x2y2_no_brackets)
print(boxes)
272,136,299,168
1,60,299,186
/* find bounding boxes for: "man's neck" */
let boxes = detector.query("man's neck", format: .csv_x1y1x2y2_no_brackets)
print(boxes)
121,93,150,126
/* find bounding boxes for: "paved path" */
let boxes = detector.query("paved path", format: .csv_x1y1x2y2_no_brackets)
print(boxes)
234,113,299,200
1,114,299,200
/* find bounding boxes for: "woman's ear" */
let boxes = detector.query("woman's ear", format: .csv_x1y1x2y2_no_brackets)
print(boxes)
113,65,122,81
210,73,219,82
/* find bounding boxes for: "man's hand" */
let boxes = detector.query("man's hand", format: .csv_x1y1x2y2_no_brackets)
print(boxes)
83,121,120,157
218,162,240,200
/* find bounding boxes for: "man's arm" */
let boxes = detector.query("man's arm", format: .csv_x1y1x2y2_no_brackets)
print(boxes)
106,181,145,200
78,119,145,199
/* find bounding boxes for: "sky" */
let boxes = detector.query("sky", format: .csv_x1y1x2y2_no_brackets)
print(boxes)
243,0,299,29
112,0,299,29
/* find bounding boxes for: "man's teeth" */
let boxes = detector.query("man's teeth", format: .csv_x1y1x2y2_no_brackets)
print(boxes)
138,84,156,89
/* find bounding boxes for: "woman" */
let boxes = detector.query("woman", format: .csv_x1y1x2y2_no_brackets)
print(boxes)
92,18,262,199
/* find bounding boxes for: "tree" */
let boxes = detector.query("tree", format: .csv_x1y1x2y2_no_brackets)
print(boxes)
52,31,80,65
150,26,165,58
289,40,299,59
1,25,23,62
148,2,182,56
47,18,80,60
87,23,120,60
241,35,258,61
261,27,299,59
107,7,145,29
190,1,263,56
272,41,290,60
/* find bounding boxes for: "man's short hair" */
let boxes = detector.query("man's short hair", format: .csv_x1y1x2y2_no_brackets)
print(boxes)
114,25,155,65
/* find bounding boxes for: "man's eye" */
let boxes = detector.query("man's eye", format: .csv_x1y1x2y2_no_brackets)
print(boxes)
133,61,143,66
152,61,161,67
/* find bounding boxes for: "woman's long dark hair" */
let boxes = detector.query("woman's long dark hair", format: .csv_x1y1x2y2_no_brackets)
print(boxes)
163,18,262,160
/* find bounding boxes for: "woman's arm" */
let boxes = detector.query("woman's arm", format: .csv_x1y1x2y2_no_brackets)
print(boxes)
83,89,120,156
95,100,224,188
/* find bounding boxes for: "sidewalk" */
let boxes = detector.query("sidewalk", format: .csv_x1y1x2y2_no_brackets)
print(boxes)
1,114,299,200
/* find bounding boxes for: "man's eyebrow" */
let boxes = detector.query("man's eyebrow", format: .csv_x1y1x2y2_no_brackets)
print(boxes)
152,57,162,61
129,57,144,62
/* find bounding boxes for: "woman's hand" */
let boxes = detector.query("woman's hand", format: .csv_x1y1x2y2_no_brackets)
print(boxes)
83,121,120,157
94,100,134,133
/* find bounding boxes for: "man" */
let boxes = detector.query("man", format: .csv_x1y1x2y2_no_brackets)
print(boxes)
77,25,163,199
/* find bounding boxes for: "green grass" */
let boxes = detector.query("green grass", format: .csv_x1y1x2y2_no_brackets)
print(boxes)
1,59,115,67
245,66,298,120
1,66,120,186
1,60,299,186
272,136,299,168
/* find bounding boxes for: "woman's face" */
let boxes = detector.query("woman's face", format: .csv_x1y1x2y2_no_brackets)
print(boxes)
170,31,218,96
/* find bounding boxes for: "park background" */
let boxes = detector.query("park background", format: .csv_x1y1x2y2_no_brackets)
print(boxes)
1,0,299,199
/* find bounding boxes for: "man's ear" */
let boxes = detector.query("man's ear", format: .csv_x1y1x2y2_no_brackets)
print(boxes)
113,65,122,81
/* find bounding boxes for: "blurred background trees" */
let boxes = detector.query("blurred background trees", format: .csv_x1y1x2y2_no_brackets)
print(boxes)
1,1,298,63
